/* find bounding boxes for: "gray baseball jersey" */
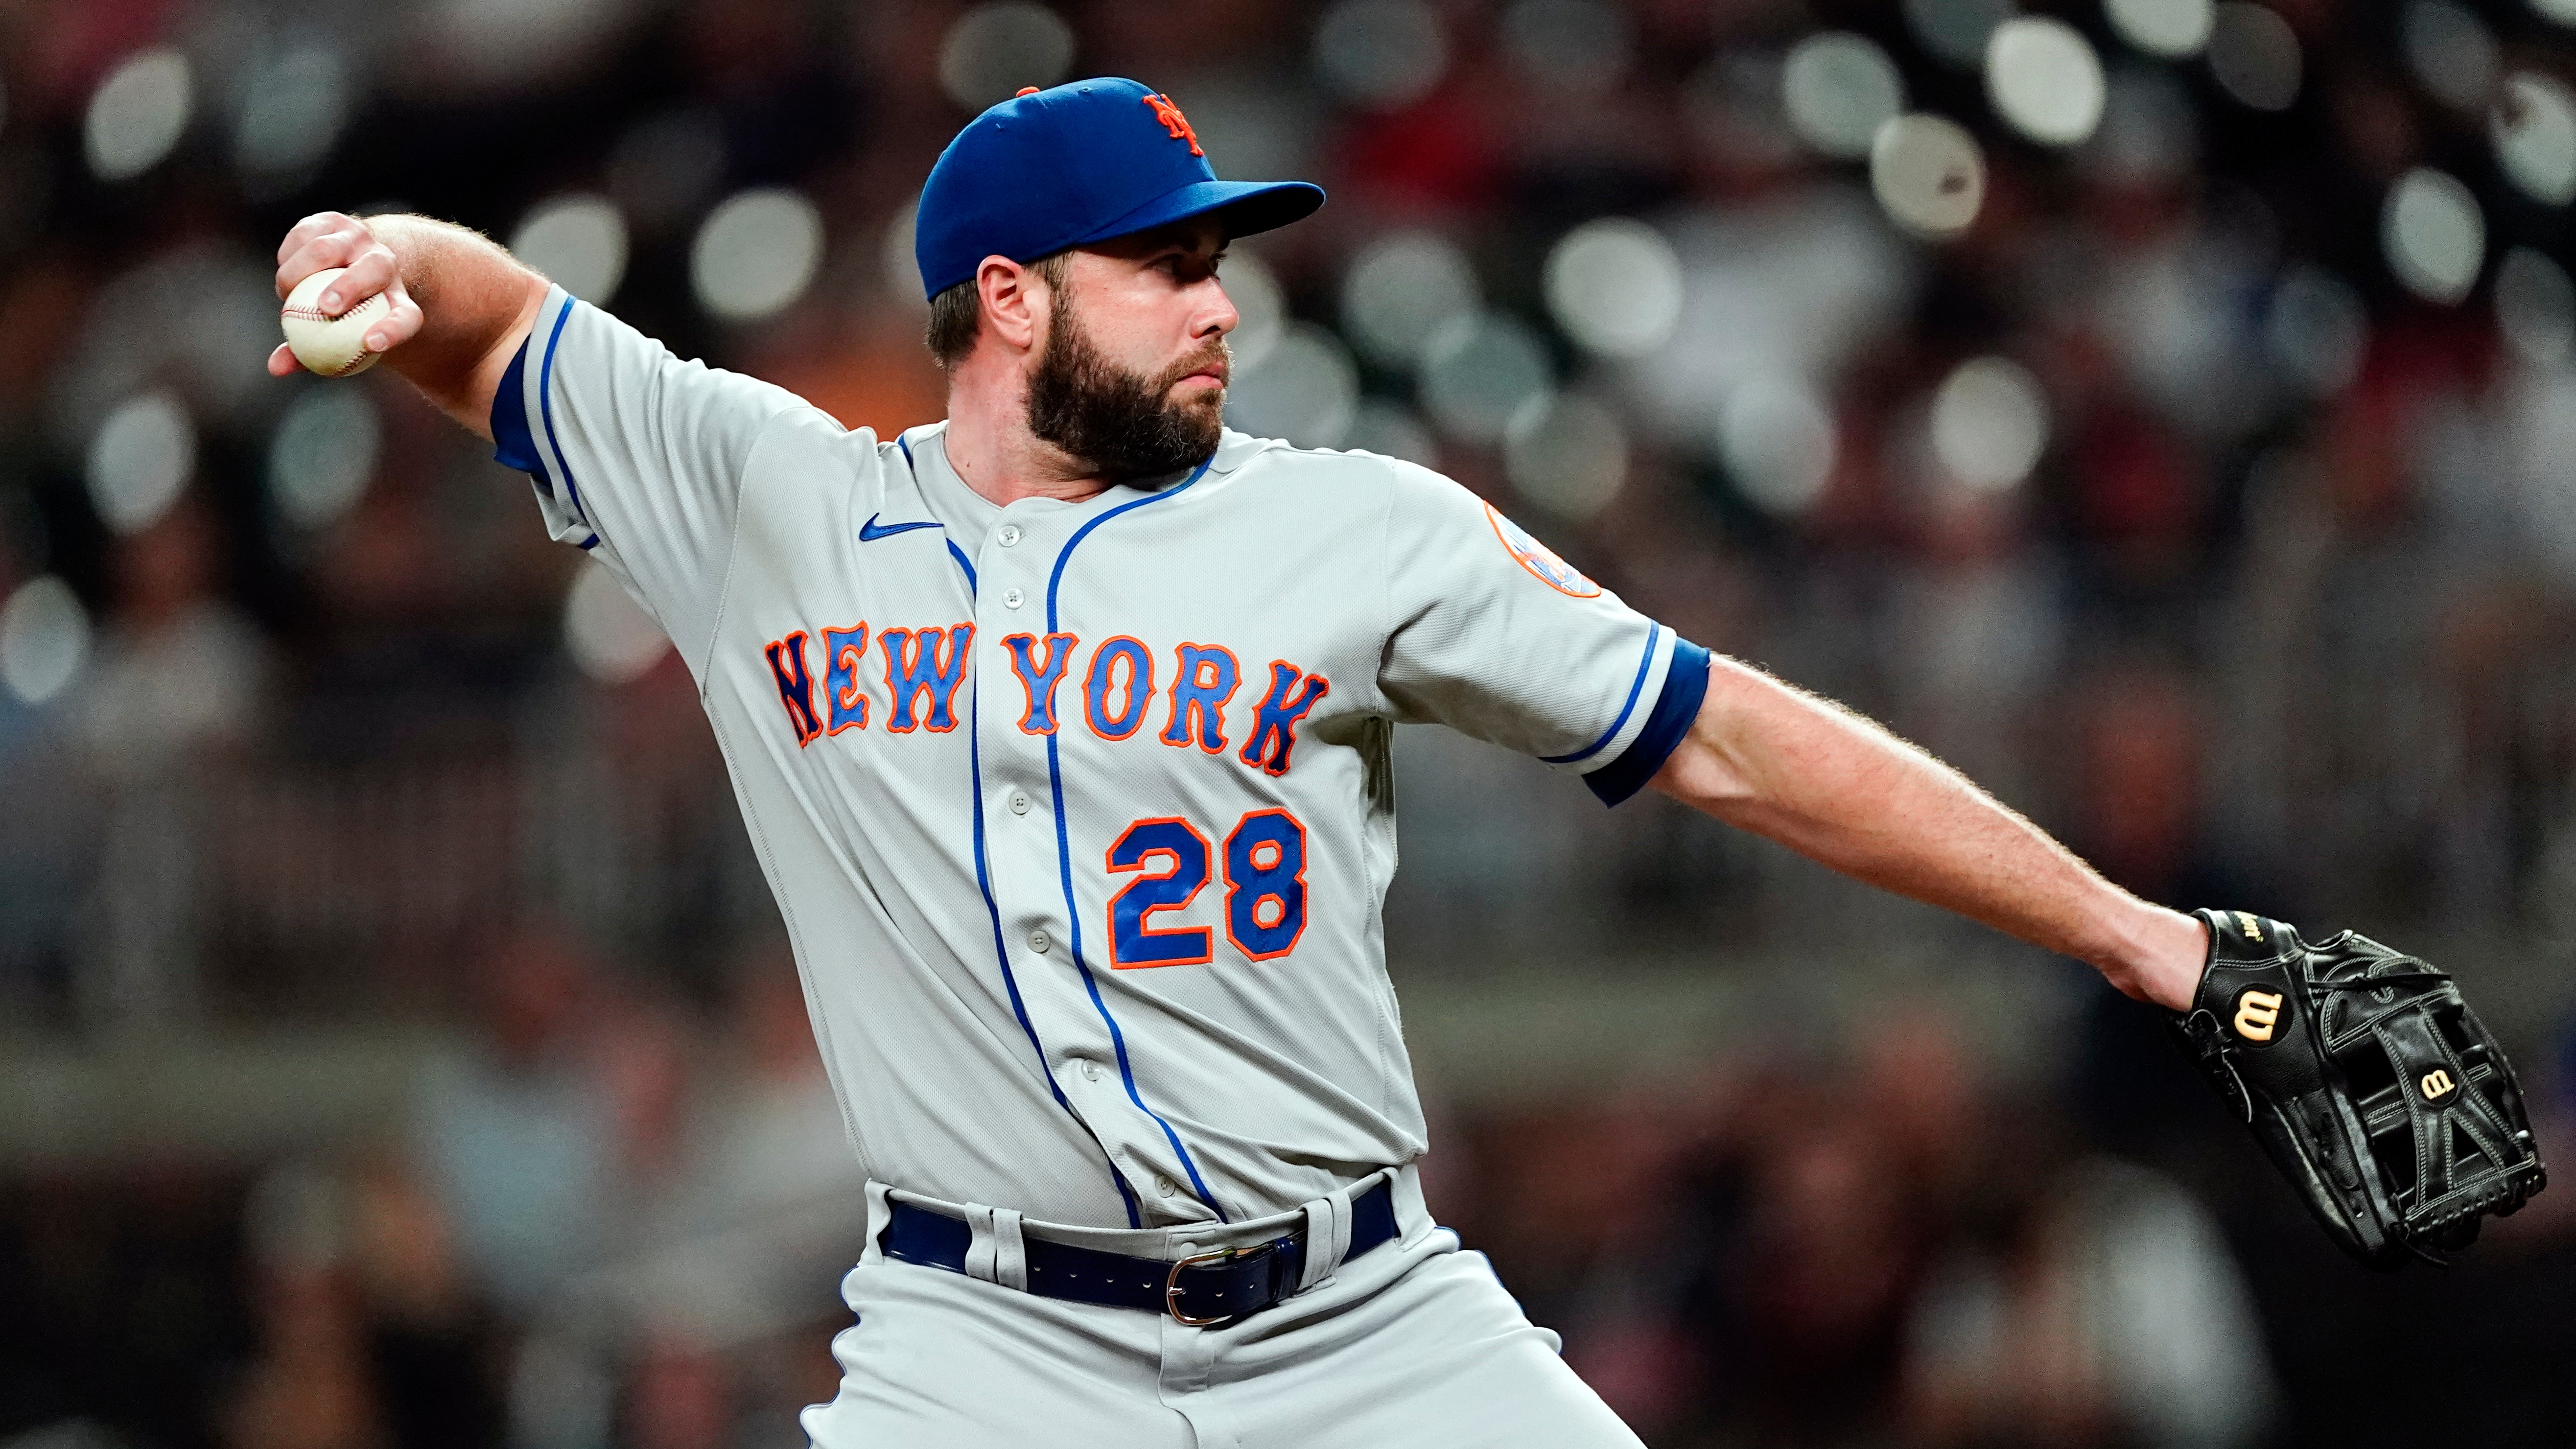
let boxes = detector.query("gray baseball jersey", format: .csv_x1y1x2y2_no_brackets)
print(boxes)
492,283,1711,1231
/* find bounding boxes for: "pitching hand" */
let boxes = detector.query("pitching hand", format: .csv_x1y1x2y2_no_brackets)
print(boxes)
267,211,426,376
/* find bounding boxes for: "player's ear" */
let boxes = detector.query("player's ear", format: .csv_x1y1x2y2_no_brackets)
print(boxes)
978,255,1044,355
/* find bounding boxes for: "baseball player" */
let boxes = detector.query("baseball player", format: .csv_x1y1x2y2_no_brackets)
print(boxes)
261,78,2251,1445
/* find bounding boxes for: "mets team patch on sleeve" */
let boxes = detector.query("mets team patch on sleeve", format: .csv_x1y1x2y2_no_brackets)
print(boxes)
1483,502,1602,598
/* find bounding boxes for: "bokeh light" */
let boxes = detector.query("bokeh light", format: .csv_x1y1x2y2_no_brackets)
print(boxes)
1783,33,1906,160
1500,0,1632,95
412,0,633,93
1313,0,1449,110
86,49,192,182
691,188,823,324
607,110,726,234
512,194,630,304
937,3,1077,113
2264,266,2367,399
1986,17,2107,147
1904,0,2015,68
2538,0,2576,25
1341,400,1440,467
1340,231,1479,367
2496,247,2575,365
1544,219,1683,359
2381,167,2485,305
87,390,195,536
2493,73,2576,205
1503,393,1628,521
1220,251,1287,371
0,577,89,706
232,41,351,186
1226,323,1358,446
1419,312,1553,444
1930,356,2048,491
1718,376,1838,516
1871,114,1987,239
881,198,923,303
2402,1,2498,111
268,389,382,532
2208,4,2302,111
563,561,671,685
2107,0,2215,58
2085,67,2201,182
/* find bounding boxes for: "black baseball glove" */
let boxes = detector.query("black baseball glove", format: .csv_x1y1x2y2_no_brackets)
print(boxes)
2171,909,2546,1268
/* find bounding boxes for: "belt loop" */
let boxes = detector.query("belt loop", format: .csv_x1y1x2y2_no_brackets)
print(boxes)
1389,1162,1428,1242
1297,1189,1354,1291
861,1182,896,1266
963,1203,1000,1284
990,1207,1029,1291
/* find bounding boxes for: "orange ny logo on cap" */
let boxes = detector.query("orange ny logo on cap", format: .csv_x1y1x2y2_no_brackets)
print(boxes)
1143,93,1202,155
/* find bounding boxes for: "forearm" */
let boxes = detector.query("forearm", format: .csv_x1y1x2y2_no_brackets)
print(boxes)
1649,656,2206,1007
365,215,547,437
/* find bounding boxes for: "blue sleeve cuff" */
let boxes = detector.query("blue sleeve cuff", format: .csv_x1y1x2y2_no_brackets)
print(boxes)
491,335,541,479
1585,639,1710,807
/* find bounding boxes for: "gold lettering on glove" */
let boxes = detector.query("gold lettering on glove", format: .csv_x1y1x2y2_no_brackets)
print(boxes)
2235,911,2262,940
2233,989,2284,1042
2420,1069,2456,1100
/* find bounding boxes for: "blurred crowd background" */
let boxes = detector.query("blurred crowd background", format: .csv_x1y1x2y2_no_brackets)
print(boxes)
4,0,2576,1445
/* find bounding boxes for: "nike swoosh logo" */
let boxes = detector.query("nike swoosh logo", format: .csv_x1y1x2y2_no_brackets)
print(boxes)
859,514,943,542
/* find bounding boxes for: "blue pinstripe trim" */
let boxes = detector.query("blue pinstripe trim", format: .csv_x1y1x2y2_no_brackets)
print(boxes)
945,539,976,590
896,433,914,469
536,300,590,529
577,535,600,550
1042,463,1228,1222
904,437,1140,1225
968,654,1145,1227
1540,623,1661,765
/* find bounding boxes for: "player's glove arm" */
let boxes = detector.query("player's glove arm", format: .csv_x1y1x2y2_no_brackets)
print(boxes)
267,211,548,439
1647,653,2205,1010
1647,661,2549,1264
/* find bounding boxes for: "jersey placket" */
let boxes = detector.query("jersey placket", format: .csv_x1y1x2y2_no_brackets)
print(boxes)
970,498,1217,1225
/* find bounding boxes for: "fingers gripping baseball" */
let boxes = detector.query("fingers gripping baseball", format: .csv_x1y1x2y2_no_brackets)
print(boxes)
269,213,424,376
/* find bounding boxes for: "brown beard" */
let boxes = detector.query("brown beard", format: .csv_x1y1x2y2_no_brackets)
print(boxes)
1026,293,1228,482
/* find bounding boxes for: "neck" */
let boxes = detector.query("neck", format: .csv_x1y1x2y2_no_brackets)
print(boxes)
941,358,1115,508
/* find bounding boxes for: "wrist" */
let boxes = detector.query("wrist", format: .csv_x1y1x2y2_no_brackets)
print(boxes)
2097,901,2208,1011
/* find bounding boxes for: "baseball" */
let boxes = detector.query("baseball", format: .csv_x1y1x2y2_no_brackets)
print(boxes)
279,266,388,377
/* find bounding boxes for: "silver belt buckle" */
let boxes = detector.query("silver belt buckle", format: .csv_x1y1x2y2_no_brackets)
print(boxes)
1164,1245,1239,1326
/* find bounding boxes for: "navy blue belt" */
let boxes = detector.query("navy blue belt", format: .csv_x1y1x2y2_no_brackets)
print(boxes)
882,1179,1399,1325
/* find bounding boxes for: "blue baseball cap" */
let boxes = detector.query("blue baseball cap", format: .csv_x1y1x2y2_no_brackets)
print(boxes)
914,78,1325,301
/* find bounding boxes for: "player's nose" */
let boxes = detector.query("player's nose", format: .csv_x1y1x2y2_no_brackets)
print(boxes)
1197,277,1240,339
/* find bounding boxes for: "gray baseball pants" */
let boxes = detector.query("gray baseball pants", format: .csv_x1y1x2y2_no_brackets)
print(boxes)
799,1165,1644,1447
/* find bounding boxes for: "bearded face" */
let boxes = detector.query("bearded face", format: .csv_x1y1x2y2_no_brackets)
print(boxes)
1024,285,1229,482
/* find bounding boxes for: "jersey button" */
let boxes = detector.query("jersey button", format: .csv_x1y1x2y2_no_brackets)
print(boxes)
1009,792,1031,815
1003,587,1025,609
1154,1175,1176,1198
1030,929,1051,954
998,524,1022,547
1080,1058,1101,1082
